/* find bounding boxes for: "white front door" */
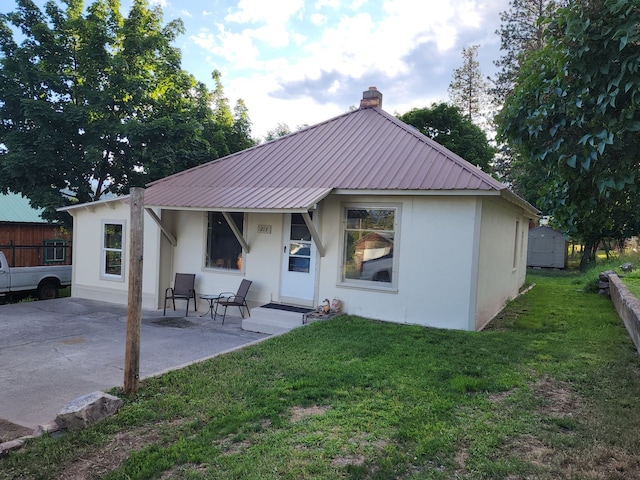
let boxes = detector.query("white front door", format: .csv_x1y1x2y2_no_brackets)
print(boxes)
280,213,317,306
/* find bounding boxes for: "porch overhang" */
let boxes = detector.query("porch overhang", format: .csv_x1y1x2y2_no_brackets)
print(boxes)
143,186,333,213
143,186,332,257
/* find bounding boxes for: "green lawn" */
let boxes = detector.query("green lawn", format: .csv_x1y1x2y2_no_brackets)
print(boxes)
2,270,640,479
618,265,640,299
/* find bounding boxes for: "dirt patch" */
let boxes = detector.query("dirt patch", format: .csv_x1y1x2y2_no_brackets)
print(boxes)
329,432,387,469
0,419,32,443
577,445,640,479
159,463,208,478
488,388,515,403
56,420,186,480
330,453,366,467
503,434,554,467
500,436,640,479
454,448,469,475
289,405,330,422
533,377,579,417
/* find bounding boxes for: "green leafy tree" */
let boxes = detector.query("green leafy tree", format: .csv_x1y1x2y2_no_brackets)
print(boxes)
263,123,291,142
398,103,496,173
448,45,490,126
497,0,640,269
490,0,562,183
0,0,253,221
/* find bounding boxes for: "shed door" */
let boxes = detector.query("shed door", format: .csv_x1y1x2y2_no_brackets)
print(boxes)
280,213,317,306
530,236,554,267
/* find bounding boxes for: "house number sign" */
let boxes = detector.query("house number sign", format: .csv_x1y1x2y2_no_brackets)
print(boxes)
258,225,272,234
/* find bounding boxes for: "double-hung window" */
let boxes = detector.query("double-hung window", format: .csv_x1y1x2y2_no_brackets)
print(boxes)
342,206,397,287
102,221,125,280
206,212,245,270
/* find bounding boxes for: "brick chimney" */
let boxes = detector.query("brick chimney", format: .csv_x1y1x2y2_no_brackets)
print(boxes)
359,86,382,109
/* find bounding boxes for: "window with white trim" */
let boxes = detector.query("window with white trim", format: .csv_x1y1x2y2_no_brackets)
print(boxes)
205,212,245,270
342,206,397,285
102,221,125,280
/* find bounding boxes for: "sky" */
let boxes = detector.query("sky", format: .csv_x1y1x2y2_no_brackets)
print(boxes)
20,0,512,139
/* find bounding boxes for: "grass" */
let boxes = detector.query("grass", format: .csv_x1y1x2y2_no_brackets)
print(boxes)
2,270,640,479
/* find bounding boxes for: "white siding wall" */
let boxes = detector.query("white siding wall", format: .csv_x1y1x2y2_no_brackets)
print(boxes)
69,193,530,330
158,211,286,312
315,195,479,330
474,198,529,330
70,200,161,309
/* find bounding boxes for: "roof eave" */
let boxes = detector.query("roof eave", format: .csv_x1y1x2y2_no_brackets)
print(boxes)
57,195,130,213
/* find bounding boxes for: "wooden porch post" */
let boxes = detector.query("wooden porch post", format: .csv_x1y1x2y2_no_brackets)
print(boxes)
124,187,144,395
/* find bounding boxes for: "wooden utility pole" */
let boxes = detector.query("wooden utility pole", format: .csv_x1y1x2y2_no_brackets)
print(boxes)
124,187,144,395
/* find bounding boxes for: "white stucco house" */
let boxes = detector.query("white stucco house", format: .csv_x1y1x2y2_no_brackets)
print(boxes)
60,87,538,331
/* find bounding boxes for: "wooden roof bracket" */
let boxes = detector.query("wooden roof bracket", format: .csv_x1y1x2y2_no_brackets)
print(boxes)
145,208,177,246
222,212,250,254
301,211,325,257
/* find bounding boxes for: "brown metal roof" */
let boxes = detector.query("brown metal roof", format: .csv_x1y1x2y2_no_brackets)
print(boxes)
144,105,536,215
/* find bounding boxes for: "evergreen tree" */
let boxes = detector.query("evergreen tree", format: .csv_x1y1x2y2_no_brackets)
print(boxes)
448,45,490,126
491,0,557,104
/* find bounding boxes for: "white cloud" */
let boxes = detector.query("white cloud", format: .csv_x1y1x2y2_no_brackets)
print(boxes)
310,13,327,25
180,9,193,18
226,74,344,139
314,0,340,8
191,25,261,68
185,0,511,137
225,0,304,25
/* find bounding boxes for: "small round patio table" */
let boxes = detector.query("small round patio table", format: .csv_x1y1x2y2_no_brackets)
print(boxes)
199,294,220,319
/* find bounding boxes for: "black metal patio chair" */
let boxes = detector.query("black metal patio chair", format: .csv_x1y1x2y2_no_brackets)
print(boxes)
163,273,197,316
213,279,252,324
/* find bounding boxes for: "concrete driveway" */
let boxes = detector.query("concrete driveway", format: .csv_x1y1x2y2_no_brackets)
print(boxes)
0,297,268,434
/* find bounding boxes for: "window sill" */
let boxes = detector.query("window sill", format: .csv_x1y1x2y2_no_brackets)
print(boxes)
337,280,398,294
100,275,125,283
202,266,244,275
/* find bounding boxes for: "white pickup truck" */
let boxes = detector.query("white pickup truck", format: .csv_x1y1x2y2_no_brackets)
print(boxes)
0,251,72,301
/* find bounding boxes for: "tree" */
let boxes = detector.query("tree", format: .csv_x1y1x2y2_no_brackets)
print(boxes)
263,123,291,142
497,0,640,269
448,45,490,126
0,0,253,221
490,0,562,183
491,0,558,105
398,103,496,173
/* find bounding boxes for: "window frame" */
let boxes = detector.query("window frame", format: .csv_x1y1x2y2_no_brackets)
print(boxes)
204,211,246,273
43,239,66,264
101,220,126,282
338,203,400,291
513,220,520,270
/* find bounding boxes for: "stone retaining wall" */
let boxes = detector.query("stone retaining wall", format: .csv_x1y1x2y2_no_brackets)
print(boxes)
609,274,640,354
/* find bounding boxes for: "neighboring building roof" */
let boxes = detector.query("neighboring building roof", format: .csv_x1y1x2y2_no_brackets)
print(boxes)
0,192,46,223
145,88,536,217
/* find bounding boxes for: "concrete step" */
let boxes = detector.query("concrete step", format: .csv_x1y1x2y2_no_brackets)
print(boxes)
242,307,306,335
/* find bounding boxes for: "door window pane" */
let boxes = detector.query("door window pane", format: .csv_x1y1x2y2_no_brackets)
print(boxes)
287,213,312,273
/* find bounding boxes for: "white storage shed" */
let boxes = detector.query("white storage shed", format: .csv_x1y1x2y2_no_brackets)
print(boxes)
527,226,568,269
